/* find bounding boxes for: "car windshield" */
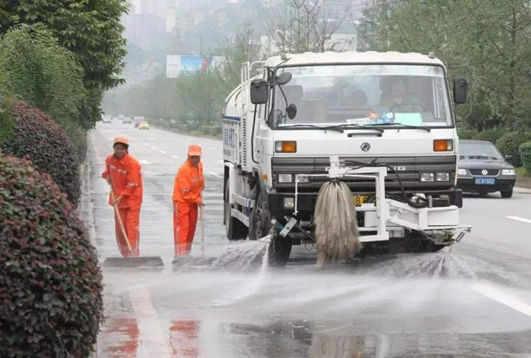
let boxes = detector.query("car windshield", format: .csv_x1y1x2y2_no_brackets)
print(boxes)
271,64,453,129
460,141,503,160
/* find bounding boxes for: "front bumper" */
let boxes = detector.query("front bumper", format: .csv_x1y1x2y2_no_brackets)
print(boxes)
457,177,516,193
267,188,463,217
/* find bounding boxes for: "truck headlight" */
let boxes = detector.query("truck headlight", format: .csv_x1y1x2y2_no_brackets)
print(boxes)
502,169,515,176
296,174,309,183
458,169,467,176
420,173,435,182
283,197,295,209
436,172,450,182
278,174,293,183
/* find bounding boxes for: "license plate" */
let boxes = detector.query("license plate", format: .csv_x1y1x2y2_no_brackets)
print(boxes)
475,177,495,185
354,195,370,207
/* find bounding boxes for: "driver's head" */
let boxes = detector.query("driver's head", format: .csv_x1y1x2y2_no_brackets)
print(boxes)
390,77,408,97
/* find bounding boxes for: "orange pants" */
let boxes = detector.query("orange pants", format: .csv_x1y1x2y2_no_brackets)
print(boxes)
114,206,140,257
173,202,198,256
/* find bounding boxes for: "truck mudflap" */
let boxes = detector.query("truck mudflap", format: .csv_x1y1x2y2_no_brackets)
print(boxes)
276,156,472,245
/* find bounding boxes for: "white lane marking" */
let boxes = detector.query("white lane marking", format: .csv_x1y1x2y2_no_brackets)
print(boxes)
218,160,224,164
209,147,217,150
129,287,173,356
471,283,531,318
150,146,157,150
507,216,531,225
159,150,167,154
208,172,222,178
139,160,152,165
171,155,180,159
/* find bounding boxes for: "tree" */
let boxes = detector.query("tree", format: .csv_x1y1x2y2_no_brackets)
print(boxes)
265,0,350,53
376,0,531,131
0,0,129,128
0,25,87,152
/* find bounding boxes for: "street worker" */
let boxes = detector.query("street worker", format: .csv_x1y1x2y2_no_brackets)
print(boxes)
172,144,205,256
102,137,143,257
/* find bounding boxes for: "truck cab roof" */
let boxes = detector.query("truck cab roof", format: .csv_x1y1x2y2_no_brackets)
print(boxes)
264,51,445,68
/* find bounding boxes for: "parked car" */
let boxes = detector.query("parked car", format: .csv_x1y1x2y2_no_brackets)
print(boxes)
102,116,112,124
134,116,144,128
123,116,132,124
457,140,516,198
138,121,150,130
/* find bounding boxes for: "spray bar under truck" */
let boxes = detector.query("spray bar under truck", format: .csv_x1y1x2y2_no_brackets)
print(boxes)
222,51,471,266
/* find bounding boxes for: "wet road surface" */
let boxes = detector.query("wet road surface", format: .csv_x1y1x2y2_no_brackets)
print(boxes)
83,122,531,357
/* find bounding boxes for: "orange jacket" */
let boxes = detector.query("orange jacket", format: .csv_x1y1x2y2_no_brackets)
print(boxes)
102,154,143,208
172,161,204,204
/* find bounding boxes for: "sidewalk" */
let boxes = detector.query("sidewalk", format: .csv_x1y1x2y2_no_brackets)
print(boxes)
515,186,531,194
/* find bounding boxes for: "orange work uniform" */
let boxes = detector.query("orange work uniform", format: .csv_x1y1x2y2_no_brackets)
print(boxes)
102,154,143,257
172,161,204,256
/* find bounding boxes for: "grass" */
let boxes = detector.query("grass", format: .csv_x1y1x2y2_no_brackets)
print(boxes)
516,167,529,177
515,167,531,189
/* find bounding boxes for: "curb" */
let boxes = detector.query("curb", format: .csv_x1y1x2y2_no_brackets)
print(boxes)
79,136,100,358
514,186,531,194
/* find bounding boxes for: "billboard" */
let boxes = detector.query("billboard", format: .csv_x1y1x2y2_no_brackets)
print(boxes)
166,55,218,78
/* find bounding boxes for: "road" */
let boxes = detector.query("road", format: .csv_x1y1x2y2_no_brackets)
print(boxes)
84,121,531,358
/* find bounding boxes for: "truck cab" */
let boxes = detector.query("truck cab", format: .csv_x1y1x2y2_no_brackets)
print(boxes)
223,51,469,265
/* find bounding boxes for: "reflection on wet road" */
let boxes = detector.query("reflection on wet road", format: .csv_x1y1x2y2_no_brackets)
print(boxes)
85,123,531,357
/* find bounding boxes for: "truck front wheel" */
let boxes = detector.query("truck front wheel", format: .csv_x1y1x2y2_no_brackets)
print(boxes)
224,184,248,241
248,192,272,241
268,234,292,267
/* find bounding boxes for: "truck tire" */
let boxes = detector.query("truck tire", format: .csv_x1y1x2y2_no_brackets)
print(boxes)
268,234,292,267
501,189,513,198
224,184,248,241
248,192,272,241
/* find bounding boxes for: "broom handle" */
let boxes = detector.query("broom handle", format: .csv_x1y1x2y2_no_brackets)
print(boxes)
109,177,133,254
200,205,205,256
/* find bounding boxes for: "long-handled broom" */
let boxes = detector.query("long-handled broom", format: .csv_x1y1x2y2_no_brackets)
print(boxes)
314,180,362,267
200,205,205,256
102,179,164,268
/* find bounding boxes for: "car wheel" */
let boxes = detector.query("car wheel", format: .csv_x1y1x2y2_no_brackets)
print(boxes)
501,189,513,198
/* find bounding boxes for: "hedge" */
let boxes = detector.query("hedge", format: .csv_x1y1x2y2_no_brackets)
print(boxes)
496,132,531,167
520,141,531,175
457,128,475,140
472,129,506,145
0,154,103,357
1,100,81,204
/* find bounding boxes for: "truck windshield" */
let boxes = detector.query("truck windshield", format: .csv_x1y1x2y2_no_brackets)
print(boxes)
271,64,453,129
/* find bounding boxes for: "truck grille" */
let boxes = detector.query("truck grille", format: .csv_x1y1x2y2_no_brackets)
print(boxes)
271,156,456,191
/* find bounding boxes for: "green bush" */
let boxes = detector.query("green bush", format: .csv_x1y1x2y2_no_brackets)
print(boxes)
0,153,103,357
189,130,203,137
472,129,506,144
1,100,81,204
175,124,188,133
0,93,13,144
457,128,475,140
520,141,531,175
496,132,531,167
201,125,222,137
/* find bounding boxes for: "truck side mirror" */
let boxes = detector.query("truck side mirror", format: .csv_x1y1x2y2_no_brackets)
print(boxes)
250,80,269,105
453,78,468,104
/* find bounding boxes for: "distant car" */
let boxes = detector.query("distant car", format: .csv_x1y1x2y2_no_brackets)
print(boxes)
123,117,132,124
102,117,112,124
457,140,516,198
138,121,150,130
